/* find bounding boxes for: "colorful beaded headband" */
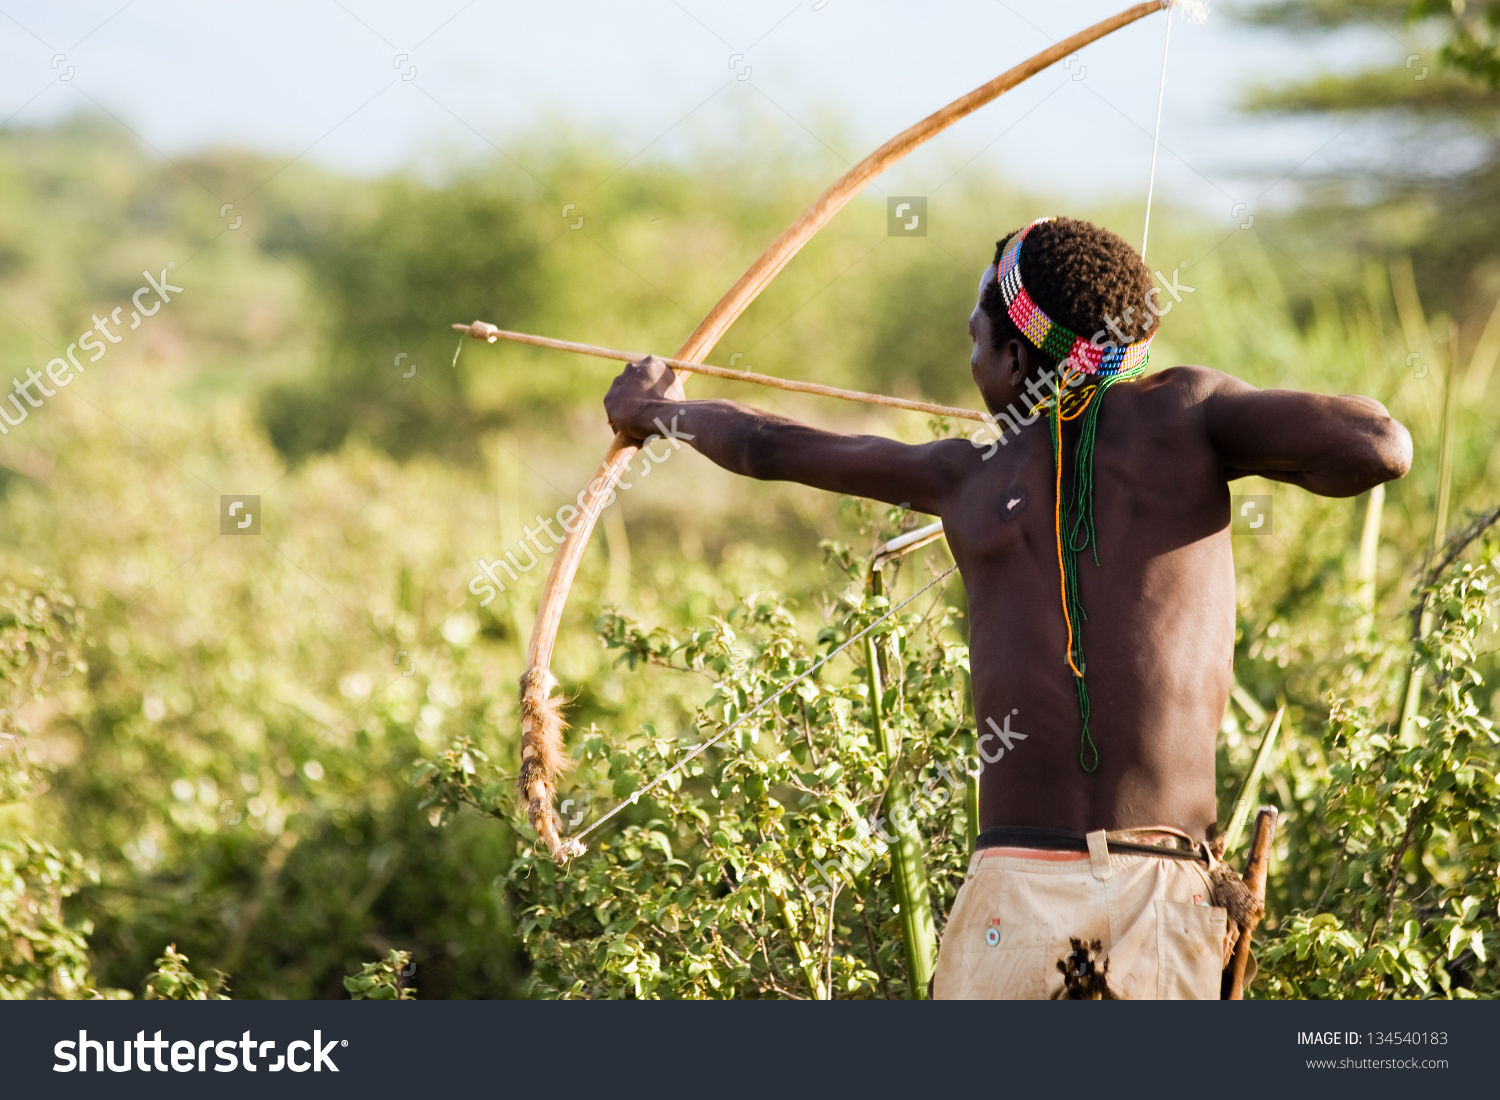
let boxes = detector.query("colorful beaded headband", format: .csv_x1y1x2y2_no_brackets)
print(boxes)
996,217,1154,377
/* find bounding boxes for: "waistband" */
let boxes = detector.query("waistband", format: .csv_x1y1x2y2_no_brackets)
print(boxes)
974,824,1207,864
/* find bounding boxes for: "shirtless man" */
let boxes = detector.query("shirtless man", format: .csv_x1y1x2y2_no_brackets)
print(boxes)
603,217,1411,999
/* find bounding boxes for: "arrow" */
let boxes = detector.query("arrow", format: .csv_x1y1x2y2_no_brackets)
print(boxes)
453,321,988,423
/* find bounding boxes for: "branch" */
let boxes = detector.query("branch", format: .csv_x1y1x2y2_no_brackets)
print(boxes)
1410,501,1500,640
1422,501,1500,589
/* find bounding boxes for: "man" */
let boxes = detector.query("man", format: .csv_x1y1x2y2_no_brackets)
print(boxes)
602,217,1411,998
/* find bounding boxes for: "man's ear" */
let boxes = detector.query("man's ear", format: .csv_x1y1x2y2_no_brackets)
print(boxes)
1006,339,1029,389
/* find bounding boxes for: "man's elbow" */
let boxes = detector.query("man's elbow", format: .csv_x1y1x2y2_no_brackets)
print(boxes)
1318,407,1412,497
1368,414,1413,483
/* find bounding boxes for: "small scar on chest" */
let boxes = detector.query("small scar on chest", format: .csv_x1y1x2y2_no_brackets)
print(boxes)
998,488,1029,522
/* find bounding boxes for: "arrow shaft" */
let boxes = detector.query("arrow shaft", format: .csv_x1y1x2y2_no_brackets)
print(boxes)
455,321,988,423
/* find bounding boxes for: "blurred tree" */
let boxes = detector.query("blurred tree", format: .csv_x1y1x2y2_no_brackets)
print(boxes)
1240,1,1500,320
859,241,981,407
262,175,546,463
0,578,120,1000
1412,0,1500,86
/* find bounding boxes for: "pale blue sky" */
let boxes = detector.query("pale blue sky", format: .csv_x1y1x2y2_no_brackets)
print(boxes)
0,1,1424,224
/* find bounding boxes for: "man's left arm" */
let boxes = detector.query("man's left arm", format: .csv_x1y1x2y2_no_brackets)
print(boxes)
1197,368,1413,497
604,356,959,514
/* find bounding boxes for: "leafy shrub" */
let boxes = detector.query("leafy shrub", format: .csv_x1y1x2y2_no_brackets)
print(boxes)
1259,548,1499,998
484,534,973,999
143,945,228,1000
343,949,415,1000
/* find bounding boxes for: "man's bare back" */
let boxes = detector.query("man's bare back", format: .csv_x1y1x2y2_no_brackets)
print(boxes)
604,261,1411,847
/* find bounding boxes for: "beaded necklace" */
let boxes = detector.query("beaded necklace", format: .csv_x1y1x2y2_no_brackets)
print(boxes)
998,219,1153,772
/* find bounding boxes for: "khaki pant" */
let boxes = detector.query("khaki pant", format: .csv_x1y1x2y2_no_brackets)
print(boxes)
933,835,1228,1000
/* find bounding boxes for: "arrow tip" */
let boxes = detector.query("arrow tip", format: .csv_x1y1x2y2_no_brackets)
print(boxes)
457,320,500,343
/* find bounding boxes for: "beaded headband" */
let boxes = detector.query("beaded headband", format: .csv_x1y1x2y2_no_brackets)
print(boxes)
996,217,1154,377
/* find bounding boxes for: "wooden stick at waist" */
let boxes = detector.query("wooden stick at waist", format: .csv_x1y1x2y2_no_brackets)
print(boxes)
453,320,988,424
1226,806,1278,1000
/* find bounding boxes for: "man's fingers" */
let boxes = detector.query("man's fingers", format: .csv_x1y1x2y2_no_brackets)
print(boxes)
606,355,686,439
627,355,684,398
640,355,674,391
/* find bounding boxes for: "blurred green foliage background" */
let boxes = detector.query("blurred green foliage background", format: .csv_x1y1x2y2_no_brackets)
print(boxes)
1,0,1498,998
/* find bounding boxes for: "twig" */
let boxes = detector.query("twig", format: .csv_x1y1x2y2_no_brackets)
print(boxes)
753,926,806,999
219,829,300,974
824,880,839,1000
1312,838,1348,915
1421,502,1500,593
1369,803,1422,949
628,652,715,680
860,900,895,1000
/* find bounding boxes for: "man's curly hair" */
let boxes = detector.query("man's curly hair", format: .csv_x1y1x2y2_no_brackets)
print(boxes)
980,217,1155,369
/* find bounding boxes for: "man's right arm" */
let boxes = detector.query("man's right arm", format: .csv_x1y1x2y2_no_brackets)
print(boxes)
1191,366,1413,497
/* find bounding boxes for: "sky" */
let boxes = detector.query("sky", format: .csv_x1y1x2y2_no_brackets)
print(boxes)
0,1,1427,228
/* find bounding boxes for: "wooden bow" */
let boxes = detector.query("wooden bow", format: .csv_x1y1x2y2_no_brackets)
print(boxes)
511,1,1170,860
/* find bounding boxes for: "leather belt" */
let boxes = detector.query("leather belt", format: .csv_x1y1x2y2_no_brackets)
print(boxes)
974,824,1207,864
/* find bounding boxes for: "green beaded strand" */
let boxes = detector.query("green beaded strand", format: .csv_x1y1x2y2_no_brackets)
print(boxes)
1048,365,1145,773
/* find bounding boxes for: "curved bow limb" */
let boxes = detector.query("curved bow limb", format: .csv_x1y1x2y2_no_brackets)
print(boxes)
512,1,1169,861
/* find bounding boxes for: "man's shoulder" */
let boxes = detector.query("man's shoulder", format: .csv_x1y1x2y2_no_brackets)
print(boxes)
1121,363,1237,411
890,434,1012,501
917,434,991,475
